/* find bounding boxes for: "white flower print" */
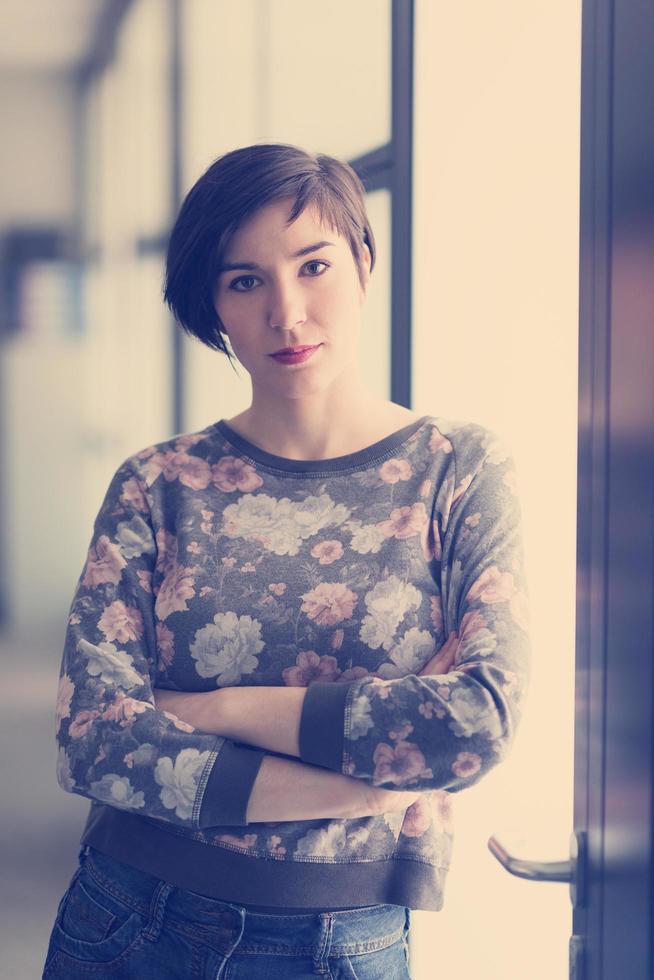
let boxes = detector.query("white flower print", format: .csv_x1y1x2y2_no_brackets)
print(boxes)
359,576,422,651
376,627,437,678
56,746,75,791
349,692,375,739
78,638,143,690
115,514,156,560
154,748,212,820
89,774,145,810
222,492,350,556
349,522,387,555
447,684,506,740
294,821,371,858
190,611,264,685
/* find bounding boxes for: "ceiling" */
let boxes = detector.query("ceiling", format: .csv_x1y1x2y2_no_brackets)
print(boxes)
0,0,112,71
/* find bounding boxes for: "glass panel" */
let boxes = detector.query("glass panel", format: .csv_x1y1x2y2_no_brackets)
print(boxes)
359,188,392,401
181,0,391,188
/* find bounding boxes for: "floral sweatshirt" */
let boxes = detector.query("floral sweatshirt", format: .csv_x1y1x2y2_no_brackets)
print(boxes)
54,413,531,913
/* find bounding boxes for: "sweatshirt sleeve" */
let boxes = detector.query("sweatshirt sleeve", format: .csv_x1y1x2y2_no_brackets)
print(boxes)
54,454,266,828
297,427,532,794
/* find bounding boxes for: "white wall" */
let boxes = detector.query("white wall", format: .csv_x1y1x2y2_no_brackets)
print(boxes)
411,3,581,978
0,69,76,228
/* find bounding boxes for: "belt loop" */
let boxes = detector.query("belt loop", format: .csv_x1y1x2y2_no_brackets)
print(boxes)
313,912,334,975
143,880,173,943
77,844,90,865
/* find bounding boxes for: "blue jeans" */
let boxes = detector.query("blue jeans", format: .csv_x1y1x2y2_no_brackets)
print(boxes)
42,845,412,978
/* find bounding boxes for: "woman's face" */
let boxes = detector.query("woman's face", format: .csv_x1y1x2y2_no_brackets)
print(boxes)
212,198,371,399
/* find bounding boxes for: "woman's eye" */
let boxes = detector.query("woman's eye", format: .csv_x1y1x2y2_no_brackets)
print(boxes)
304,260,329,276
228,261,328,292
230,275,259,292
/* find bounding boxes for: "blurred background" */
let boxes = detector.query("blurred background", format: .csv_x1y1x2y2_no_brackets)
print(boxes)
0,1,581,977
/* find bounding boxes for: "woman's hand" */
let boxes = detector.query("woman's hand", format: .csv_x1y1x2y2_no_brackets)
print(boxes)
152,687,223,733
417,633,458,676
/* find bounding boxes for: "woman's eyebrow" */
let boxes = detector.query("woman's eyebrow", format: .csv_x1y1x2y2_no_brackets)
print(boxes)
218,241,335,274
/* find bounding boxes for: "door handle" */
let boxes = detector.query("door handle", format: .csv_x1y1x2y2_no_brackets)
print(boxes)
487,829,586,908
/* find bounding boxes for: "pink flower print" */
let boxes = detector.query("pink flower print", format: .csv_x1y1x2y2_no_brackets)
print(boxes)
124,752,134,769
68,612,81,625
186,541,202,554
430,595,443,631
339,666,371,682
211,456,264,493
222,556,237,568
268,582,287,596
155,528,178,578
310,540,344,565
300,582,358,626
420,515,441,562
379,458,412,484
451,472,475,512
175,453,212,491
174,433,206,452
282,651,341,686
69,709,101,739
201,509,214,520
98,600,144,644
199,586,216,598
372,740,433,786
136,444,158,460
503,468,518,494
428,429,453,455
267,835,286,856
162,710,195,732
156,622,175,670
459,608,488,645
418,479,432,498
55,674,74,734
451,751,482,779
136,569,152,593
467,566,517,605
240,562,256,573
400,795,432,837
102,693,152,727
331,628,344,650
120,476,149,512
155,562,198,619
430,788,454,832
389,721,414,742
82,535,126,588
376,502,428,540
464,511,481,528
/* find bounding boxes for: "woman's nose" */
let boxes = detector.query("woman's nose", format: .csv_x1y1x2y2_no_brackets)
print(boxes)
267,279,307,330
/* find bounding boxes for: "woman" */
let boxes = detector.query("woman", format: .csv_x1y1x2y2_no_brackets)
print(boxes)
43,143,531,978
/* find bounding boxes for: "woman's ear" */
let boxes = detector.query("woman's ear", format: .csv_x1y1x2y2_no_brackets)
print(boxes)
359,243,372,299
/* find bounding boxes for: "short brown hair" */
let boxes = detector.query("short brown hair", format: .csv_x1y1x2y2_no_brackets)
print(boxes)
162,143,376,363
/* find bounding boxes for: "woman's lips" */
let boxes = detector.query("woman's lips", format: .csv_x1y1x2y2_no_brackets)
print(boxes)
270,344,322,365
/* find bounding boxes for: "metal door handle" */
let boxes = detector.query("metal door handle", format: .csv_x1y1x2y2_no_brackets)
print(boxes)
487,830,586,908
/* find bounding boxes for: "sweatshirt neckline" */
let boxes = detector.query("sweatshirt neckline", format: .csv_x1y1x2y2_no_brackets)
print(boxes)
214,415,431,474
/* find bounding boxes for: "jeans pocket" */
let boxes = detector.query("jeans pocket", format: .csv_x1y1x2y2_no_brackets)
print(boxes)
47,865,147,969
337,937,412,980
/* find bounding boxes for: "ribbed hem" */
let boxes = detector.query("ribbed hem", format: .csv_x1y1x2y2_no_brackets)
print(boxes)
79,805,448,912
298,681,350,771
199,741,267,827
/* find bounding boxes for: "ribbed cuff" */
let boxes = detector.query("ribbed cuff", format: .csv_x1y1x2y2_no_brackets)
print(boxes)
298,681,350,771
198,740,267,827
